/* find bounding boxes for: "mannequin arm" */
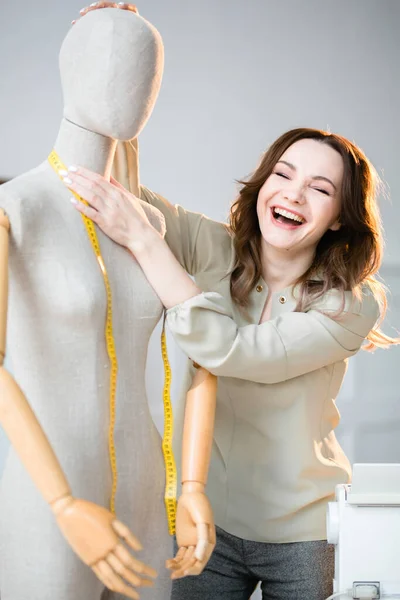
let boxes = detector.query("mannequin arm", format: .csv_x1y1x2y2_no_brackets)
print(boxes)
0,211,156,598
166,366,217,579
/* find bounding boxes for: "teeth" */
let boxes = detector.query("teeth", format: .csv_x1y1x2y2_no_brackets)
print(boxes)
274,207,305,223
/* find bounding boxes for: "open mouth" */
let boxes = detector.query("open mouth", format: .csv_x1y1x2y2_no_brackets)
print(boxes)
271,207,306,227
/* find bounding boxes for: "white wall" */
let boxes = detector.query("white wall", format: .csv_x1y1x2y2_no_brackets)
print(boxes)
1,2,399,597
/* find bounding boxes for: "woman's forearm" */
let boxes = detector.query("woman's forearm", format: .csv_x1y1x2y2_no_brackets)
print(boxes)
129,227,201,309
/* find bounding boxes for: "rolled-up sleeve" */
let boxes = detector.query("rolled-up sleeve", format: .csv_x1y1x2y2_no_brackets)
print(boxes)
166,290,380,384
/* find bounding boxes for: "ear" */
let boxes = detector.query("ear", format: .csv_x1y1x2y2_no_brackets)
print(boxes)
329,220,341,232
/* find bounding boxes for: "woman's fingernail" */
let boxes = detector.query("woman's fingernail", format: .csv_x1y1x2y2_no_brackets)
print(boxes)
68,165,78,172
63,177,73,185
70,197,78,205
90,2,98,6
58,169,68,177
71,20,76,24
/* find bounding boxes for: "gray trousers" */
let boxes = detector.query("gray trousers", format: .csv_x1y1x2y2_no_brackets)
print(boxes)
171,526,334,600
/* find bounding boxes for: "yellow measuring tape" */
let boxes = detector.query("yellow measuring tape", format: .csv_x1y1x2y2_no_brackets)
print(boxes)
48,150,118,515
161,317,177,535
48,151,177,533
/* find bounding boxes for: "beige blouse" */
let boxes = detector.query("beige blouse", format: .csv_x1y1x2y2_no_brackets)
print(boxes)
141,185,380,544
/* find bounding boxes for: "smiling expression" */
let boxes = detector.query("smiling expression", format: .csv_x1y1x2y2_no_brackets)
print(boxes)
256,138,344,255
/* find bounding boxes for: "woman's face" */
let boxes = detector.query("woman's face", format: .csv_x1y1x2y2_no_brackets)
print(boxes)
256,139,343,255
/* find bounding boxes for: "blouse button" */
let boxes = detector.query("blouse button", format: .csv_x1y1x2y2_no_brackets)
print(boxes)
279,295,287,304
256,285,263,293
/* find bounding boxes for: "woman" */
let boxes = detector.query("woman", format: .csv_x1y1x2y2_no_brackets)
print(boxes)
61,120,399,599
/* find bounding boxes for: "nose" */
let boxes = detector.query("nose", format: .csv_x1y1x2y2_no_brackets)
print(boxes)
283,184,306,205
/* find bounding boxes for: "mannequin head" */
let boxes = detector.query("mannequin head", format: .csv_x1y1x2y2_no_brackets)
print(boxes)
59,9,164,141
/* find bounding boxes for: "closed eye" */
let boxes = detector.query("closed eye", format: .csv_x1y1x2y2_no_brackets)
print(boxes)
313,187,330,196
274,172,290,179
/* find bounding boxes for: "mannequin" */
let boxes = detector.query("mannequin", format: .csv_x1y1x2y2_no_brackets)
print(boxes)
0,9,175,600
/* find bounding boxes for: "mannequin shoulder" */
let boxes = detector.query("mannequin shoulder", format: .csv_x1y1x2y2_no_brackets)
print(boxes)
0,163,54,240
0,164,50,211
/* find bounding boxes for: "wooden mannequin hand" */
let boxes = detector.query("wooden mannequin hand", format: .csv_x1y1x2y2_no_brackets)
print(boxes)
73,2,138,24
166,483,216,579
52,495,157,599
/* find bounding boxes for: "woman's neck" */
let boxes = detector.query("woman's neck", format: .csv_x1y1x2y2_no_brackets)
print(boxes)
53,118,117,178
260,241,315,292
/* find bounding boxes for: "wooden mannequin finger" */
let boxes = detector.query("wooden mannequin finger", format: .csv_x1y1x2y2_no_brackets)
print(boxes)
112,518,143,551
96,560,117,590
172,545,188,563
180,559,205,577
93,564,112,588
114,543,158,579
170,557,198,580
166,545,189,569
176,555,198,577
174,548,196,570
194,539,210,562
170,547,196,579
165,547,188,571
98,560,140,600
107,552,154,588
193,523,210,560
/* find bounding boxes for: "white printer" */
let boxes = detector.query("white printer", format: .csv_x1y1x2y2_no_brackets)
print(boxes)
327,464,400,600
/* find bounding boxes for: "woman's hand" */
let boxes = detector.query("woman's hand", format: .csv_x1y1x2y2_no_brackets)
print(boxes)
61,165,160,255
72,2,138,25
166,484,216,579
52,495,157,599
61,166,201,309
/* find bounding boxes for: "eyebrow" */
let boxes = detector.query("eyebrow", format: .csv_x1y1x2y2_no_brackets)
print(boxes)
276,160,337,191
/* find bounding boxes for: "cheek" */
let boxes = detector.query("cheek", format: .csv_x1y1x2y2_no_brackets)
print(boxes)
312,200,340,231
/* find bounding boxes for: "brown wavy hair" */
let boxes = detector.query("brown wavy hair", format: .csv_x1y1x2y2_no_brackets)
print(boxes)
229,127,398,350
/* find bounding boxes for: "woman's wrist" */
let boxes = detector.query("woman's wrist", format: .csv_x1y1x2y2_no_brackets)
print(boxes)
127,222,163,258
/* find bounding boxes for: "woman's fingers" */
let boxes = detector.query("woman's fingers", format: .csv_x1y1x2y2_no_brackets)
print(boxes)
70,197,99,221
116,2,138,11
61,169,115,214
110,175,130,192
80,3,117,17
78,2,137,20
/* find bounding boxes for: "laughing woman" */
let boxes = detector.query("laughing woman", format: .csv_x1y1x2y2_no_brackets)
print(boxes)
62,127,398,600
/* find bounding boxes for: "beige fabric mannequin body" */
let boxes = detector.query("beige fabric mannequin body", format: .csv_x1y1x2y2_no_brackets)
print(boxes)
0,9,172,600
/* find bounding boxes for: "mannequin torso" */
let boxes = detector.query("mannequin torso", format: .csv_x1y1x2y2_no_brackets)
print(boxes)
0,9,171,600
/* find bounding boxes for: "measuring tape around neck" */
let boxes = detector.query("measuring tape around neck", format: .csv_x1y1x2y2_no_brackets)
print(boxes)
48,151,177,534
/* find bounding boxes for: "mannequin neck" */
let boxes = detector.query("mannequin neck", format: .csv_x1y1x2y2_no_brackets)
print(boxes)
53,118,117,179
